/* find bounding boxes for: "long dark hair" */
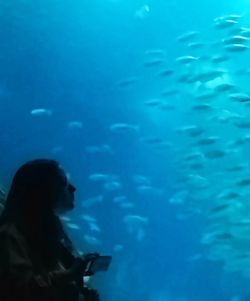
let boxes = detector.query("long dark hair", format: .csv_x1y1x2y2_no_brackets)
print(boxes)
3,159,67,220
0,159,74,264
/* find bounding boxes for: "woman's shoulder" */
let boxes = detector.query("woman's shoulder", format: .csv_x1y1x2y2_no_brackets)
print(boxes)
0,222,25,246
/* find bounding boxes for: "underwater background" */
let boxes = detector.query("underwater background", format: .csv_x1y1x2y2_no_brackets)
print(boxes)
1,0,250,300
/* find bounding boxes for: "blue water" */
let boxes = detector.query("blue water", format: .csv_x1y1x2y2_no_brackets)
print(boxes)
1,1,250,300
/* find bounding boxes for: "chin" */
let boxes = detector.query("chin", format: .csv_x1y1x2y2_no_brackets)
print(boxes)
68,202,75,210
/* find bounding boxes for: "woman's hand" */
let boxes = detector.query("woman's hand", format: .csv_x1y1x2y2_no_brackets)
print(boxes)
69,253,100,279
83,288,100,301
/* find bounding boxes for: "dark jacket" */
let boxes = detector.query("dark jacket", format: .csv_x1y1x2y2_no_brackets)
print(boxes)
0,222,84,301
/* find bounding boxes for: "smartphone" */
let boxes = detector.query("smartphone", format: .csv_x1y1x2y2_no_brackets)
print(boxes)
85,256,112,275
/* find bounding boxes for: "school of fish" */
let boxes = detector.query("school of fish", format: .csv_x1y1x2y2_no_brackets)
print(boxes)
28,12,250,282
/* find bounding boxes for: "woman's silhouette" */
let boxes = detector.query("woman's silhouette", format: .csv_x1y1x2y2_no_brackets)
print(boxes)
0,159,99,301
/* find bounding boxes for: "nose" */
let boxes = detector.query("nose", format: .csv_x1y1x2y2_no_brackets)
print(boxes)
69,184,76,193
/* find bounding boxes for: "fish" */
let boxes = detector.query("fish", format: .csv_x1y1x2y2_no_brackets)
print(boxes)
182,151,204,162
240,28,250,37
229,93,250,102
230,296,241,301
188,42,205,49
196,136,219,145
89,223,101,232
236,178,250,187
144,49,165,57
161,88,179,97
214,15,241,22
110,123,139,133
211,54,230,63
113,196,127,203
123,215,148,227
83,235,102,245
157,69,174,77
215,19,238,29
214,232,234,240
153,141,172,150
67,121,83,129
30,108,52,116
232,219,250,227
204,150,226,159
224,44,249,52
176,125,205,137
140,136,163,145
222,36,249,44
81,195,103,208
88,173,111,182
117,77,138,87
217,190,241,201
169,190,188,205
104,181,122,191
85,144,113,154
214,83,236,92
135,4,150,19
195,91,217,100
234,68,250,76
144,99,162,107
225,164,247,172
119,202,134,209
123,214,148,241
66,223,81,230
143,58,164,67
176,31,199,42
80,215,97,223
192,69,225,82
59,215,72,222
137,185,163,196
186,174,209,189
51,146,63,154
188,162,205,170
113,244,124,252
176,56,199,64
188,254,202,262
234,119,250,128
208,203,232,215
191,104,213,111
209,109,242,123
132,175,151,186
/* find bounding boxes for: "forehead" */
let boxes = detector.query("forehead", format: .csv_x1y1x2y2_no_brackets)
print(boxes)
57,167,68,184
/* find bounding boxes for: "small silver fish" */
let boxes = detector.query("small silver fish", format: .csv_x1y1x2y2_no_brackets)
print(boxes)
144,98,162,107
229,93,250,102
110,123,139,133
188,42,205,49
176,31,199,42
104,181,122,191
117,77,138,87
67,121,83,129
157,69,174,77
192,104,213,111
211,54,230,63
215,19,238,29
81,195,103,208
196,136,219,145
88,173,110,181
143,58,164,67
66,223,81,230
224,44,249,52
214,83,236,92
204,150,226,159
222,35,249,44
30,108,52,116
176,55,199,64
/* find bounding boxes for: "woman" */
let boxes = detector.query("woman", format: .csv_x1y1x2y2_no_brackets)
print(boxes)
0,159,99,301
